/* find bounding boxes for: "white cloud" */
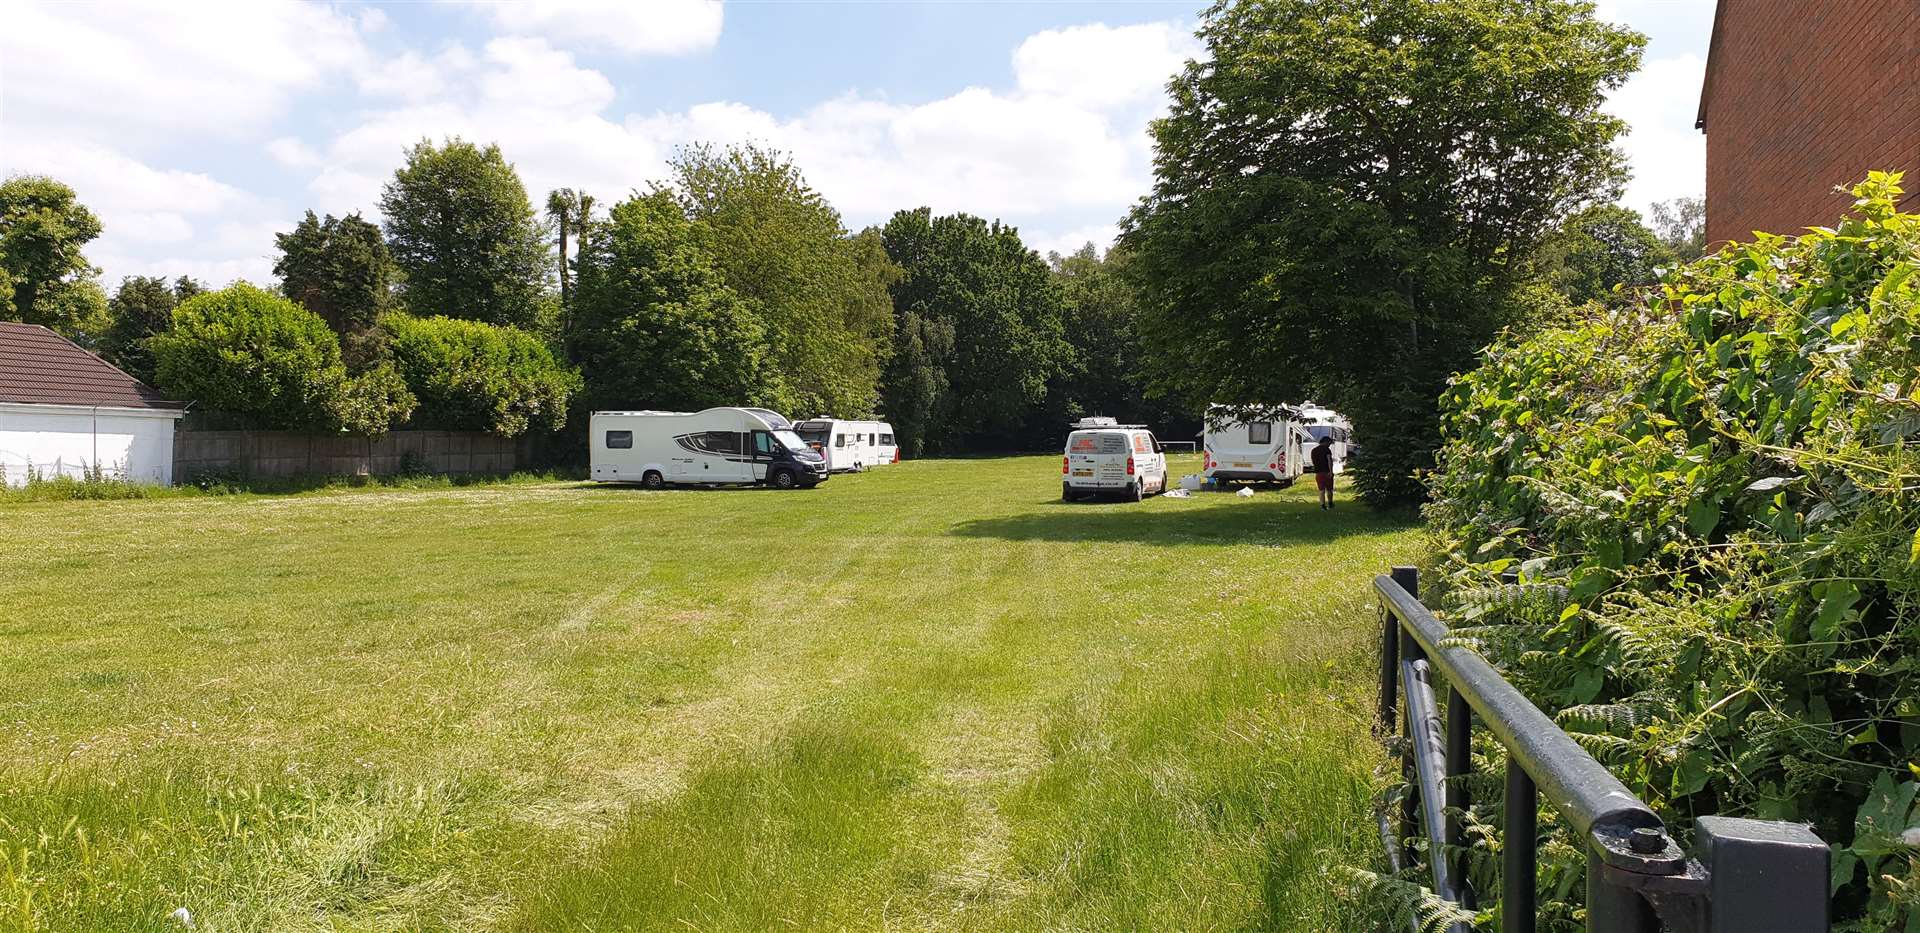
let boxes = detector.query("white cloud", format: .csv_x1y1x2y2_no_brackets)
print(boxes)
1604,53,1708,214
1013,22,1198,110
266,137,322,170
0,0,368,142
1030,224,1121,260
475,0,724,56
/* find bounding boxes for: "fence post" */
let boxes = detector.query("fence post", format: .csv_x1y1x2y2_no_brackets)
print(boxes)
1586,853,1658,933
1446,687,1473,906
1391,566,1420,869
1695,816,1829,933
1503,760,1536,933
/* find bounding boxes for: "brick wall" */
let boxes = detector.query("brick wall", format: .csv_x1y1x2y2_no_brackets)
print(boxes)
173,429,527,480
1700,0,1919,245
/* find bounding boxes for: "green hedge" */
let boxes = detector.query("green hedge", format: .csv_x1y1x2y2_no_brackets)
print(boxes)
382,312,579,436
1425,175,1920,929
152,284,415,434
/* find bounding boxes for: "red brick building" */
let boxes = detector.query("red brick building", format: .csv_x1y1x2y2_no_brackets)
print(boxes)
1695,0,1919,246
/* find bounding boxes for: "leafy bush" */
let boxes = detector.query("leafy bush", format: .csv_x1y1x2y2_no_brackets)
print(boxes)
1423,175,1920,928
151,284,415,433
382,312,579,436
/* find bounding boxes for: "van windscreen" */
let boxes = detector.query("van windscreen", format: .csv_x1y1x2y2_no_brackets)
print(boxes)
1068,432,1128,454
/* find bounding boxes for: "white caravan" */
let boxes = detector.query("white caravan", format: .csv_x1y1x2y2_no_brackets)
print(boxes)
590,407,829,489
792,419,900,472
1203,404,1309,486
1295,402,1353,474
1062,417,1168,502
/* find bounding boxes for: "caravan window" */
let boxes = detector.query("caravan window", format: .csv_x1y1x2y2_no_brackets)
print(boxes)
702,432,742,454
834,434,847,447
606,430,633,449
1247,422,1273,445
879,433,894,445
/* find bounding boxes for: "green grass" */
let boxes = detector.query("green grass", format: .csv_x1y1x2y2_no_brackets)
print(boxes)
0,455,1416,931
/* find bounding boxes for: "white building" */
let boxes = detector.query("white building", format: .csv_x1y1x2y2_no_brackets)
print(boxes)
0,322,186,486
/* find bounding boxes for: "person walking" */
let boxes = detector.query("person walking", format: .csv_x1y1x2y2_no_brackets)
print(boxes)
1311,434,1336,509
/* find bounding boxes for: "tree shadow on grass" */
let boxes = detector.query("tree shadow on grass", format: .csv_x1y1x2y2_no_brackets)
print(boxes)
948,495,1415,547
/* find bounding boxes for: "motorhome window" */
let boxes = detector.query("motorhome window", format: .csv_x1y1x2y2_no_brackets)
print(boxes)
700,431,742,454
1248,422,1272,444
606,430,633,449
753,432,775,455
773,430,810,452
1305,425,1332,442
795,424,828,444
879,433,894,445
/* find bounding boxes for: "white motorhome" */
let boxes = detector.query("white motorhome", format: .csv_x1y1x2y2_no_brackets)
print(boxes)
1203,404,1309,486
792,419,900,472
590,407,829,489
1295,402,1353,474
1062,417,1168,502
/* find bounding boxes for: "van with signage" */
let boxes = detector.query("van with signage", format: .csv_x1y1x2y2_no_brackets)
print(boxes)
590,407,829,489
1202,404,1308,487
1062,417,1168,502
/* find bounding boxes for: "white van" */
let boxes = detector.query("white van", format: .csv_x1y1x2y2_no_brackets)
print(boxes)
590,407,829,489
1295,402,1353,474
1203,404,1308,486
792,419,900,472
1062,417,1168,501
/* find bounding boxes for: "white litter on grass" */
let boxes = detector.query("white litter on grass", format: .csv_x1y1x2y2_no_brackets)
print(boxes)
1179,474,1204,491
1164,487,1192,498
1236,487,1255,498
170,908,195,929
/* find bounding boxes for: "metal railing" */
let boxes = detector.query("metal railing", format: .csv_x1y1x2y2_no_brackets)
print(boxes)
1374,567,1831,933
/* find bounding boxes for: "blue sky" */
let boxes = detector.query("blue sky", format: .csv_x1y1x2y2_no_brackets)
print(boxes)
0,0,1715,290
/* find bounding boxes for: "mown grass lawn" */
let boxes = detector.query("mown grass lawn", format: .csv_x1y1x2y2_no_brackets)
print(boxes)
0,455,1417,932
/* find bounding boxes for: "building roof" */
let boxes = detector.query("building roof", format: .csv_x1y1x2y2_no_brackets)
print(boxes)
0,321,185,410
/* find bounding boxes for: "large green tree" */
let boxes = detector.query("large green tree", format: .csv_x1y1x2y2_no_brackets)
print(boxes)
273,211,395,335
1533,204,1670,307
100,275,204,383
0,175,104,338
380,139,551,329
572,190,773,412
1122,0,1644,504
671,144,897,417
1047,244,1191,436
879,209,1068,454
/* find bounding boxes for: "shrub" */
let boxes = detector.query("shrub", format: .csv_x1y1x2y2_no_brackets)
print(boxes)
151,284,414,433
382,312,579,436
1423,175,1920,928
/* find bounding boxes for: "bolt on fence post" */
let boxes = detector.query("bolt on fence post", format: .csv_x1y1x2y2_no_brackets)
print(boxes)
1503,760,1536,933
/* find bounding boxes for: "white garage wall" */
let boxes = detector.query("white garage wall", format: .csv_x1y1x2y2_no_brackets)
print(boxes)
0,403,182,486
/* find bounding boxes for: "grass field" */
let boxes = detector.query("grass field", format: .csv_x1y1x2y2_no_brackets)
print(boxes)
0,455,1418,932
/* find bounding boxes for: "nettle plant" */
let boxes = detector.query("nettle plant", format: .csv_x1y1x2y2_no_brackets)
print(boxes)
1422,174,1920,930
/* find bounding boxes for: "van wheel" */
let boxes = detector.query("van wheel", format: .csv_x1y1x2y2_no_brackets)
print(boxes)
1127,479,1144,502
770,469,797,490
1062,483,1077,502
641,470,665,489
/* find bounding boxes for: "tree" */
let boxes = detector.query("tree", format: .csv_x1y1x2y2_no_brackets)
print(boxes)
100,275,205,383
572,190,774,412
383,312,580,436
1651,196,1707,261
0,175,103,334
671,144,897,417
273,211,395,335
380,138,550,329
879,209,1068,454
1122,0,1644,504
151,283,415,433
1533,205,1670,307
1046,244,1192,437
545,188,596,355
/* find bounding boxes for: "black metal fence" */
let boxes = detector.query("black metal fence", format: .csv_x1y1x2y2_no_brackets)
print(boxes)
1374,567,1831,932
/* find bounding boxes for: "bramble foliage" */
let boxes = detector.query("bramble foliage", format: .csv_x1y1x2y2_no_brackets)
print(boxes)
152,284,416,434
1426,175,1920,929
383,312,580,436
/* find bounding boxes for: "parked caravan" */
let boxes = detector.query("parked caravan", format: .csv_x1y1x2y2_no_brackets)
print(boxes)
792,419,899,472
1294,402,1353,474
590,407,829,489
1203,405,1308,486
1062,417,1168,502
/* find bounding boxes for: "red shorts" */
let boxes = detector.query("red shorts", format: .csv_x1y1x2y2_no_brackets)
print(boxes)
1315,470,1335,491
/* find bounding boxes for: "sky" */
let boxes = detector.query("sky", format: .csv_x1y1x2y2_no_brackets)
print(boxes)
0,0,1717,292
